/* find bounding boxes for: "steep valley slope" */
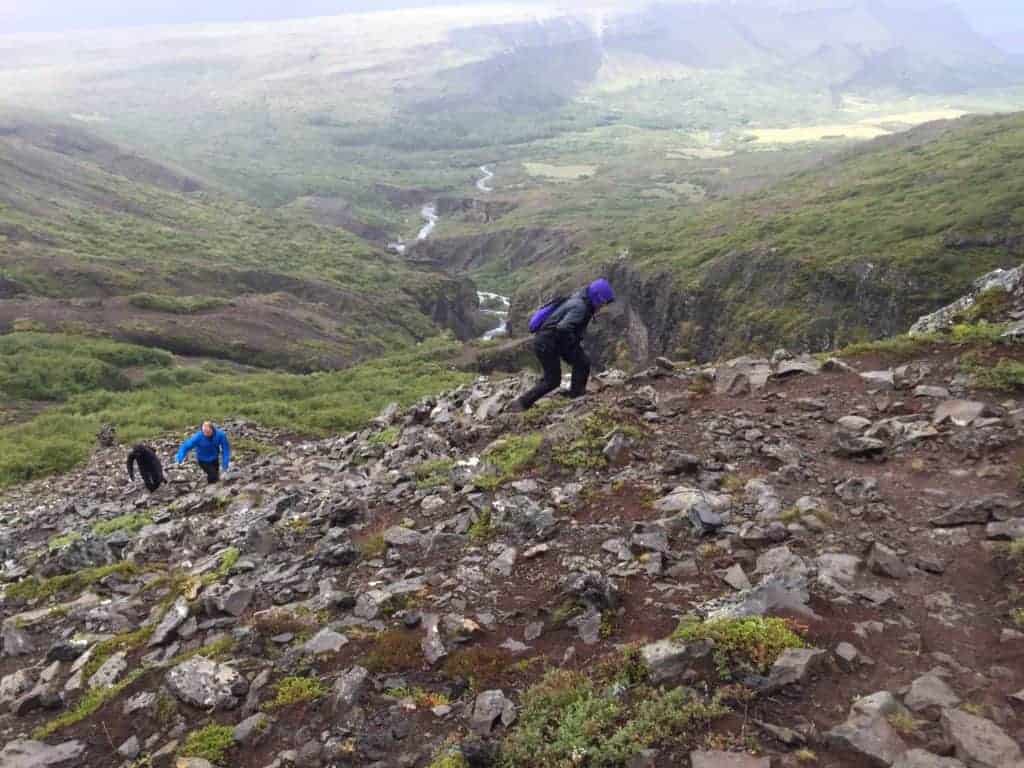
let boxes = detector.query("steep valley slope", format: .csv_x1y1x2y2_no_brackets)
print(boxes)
0,117,487,373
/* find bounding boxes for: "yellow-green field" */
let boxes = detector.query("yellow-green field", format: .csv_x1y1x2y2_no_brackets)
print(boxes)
522,162,598,181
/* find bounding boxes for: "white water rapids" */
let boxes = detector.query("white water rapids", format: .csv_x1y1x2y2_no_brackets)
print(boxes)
479,291,510,340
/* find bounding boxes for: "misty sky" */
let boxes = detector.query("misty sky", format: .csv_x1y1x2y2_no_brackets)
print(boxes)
1,0,1021,53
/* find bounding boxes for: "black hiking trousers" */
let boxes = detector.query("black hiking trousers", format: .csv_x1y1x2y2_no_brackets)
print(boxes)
198,460,220,484
519,330,590,410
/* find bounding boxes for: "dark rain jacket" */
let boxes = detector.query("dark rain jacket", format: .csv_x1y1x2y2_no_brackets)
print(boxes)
536,289,595,346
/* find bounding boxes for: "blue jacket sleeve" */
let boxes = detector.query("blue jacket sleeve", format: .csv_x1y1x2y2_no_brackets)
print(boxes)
176,433,198,464
219,433,231,469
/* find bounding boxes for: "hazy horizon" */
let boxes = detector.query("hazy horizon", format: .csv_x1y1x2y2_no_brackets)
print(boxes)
1,0,1021,55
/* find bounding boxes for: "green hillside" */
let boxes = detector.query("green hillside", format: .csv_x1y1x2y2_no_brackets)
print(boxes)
504,112,1024,361
0,116,482,372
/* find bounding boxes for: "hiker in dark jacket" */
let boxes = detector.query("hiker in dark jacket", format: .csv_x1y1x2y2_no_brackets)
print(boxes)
510,278,616,412
175,421,231,484
127,444,164,492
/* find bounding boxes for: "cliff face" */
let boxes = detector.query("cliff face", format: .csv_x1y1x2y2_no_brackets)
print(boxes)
507,246,1024,368
407,276,492,342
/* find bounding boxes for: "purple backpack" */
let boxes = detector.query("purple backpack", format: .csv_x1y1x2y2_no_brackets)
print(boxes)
528,295,568,333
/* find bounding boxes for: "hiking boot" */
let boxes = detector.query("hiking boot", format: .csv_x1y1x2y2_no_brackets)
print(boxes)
505,399,527,414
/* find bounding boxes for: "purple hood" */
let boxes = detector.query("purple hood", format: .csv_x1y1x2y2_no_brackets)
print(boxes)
587,278,615,307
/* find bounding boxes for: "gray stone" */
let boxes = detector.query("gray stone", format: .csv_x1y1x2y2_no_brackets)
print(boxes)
836,642,860,671
653,487,731,516
488,547,518,577
905,675,961,716
689,503,724,536
640,638,714,683
470,690,516,734
930,496,1013,527
422,613,447,664
861,370,896,390
914,386,951,399
88,651,127,689
117,735,140,760
868,543,909,580
302,628,348,655
934,400,987,427
768,647,828,688
603,432,632,467
835,432,888,457
0,740,86,767
233,713,270,746
755,545,809,582
177,759,214,768
836,477,880,502
827,712,908,767
2,625,34,657
838,416,873,433
815,552,864,593
165,657,245,710
332,666,368,711
721,564,751,591
0,669,33,711
383,526,426,547
941,708,1022,768
774,357,822,378
987,519,1024,541
150,597,190,646
632,529,669,554
218,587,254,618
690,750,771,768
892,750,966,768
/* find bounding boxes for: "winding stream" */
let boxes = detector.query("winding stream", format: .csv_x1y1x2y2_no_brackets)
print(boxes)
476,165,494,193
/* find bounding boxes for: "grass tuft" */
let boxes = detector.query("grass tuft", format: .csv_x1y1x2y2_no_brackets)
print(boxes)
179,723,235,764
672,616,806,677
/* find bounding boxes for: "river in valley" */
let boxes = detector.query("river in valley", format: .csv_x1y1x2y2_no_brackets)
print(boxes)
387,171,508,339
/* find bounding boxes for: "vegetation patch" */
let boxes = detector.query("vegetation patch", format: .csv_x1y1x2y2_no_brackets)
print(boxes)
414,458,456,489
498,668,728,767
362,631,423,673
47,531,82,551
201,547,240,585
442,646,515,689
475,433,543,490
552,410,643,470
672,616,806,677
179,723,235,764
5,560,140,603
33,668,147,739
962,355,1024,391
0,337,471,487
370,426,400,447
357,533,387,559
262,676,326,711
128,293,233,314
384,686,450,708
92,513,153,537
468,508,496,544
428,752,469,768
252,608,320,637
83,624,156,681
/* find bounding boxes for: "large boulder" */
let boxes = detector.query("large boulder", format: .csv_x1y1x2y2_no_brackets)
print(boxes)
165,658,246,710
0,740,85,768
940,708,1022,768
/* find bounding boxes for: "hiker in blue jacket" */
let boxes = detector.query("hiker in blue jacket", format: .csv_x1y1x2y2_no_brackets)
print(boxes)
175,421,231,484
510,278,616,412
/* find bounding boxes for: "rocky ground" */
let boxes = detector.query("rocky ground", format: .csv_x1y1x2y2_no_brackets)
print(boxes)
2,281,1024,768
